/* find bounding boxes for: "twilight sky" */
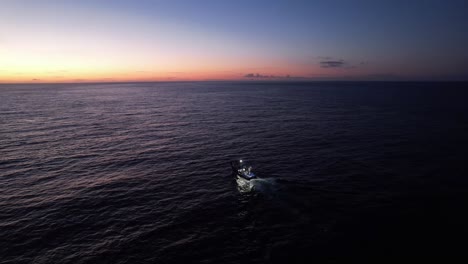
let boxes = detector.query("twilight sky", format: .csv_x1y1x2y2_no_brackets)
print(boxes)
1,0,467,82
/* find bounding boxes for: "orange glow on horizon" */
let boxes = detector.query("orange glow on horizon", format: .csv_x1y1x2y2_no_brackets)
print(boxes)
0,49,364,83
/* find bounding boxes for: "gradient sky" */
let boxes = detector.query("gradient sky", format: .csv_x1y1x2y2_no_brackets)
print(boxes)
1,0,467,82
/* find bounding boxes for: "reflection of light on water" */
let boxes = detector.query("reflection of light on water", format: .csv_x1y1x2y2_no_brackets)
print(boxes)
236,176,254,193
236,176,277,194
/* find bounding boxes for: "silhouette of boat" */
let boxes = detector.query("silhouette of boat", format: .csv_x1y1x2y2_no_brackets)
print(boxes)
230,159,256,180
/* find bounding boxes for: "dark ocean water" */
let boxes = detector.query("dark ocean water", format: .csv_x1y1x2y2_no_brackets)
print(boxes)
1,82,468,263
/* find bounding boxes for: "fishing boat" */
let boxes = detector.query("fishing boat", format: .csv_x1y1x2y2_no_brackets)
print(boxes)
230,159,256,180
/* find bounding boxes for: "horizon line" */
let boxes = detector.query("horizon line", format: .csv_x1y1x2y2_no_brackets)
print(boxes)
1,79,468,85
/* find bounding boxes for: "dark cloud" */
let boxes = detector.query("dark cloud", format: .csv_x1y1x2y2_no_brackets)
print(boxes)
244,73,272,78
31,78,40,81
244,73,293,79
317,57,368,69
319,60,346,68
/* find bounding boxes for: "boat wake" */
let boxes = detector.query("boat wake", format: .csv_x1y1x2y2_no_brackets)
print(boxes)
236,176,277,194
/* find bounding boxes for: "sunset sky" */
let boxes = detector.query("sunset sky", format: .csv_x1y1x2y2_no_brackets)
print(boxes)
1,0,467,83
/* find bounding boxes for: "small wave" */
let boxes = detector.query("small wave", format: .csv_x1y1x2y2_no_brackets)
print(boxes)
236,177,278,194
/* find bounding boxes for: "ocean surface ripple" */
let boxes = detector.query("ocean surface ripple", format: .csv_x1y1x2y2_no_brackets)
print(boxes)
1,82,468,263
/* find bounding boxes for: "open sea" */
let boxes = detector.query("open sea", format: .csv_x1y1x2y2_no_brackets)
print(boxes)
1,81,468,263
